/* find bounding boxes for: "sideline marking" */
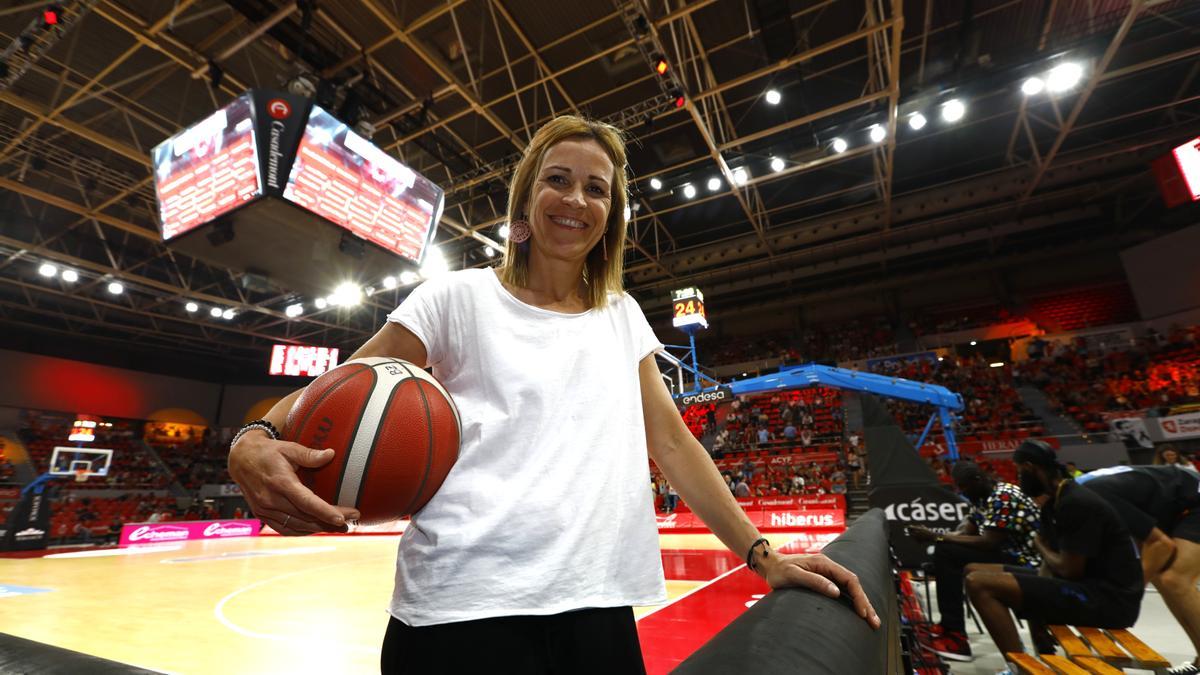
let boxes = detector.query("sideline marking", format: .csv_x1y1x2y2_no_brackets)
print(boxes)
44,544,184,559
162,545,335,564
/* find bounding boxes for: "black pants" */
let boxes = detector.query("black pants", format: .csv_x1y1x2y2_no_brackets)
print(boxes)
380,606,646,674
933,541,1012,633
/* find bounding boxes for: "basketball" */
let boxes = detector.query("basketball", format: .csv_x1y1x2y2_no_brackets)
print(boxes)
282,357,461,525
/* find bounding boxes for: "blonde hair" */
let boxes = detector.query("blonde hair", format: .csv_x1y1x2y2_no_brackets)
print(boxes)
499,115,628,309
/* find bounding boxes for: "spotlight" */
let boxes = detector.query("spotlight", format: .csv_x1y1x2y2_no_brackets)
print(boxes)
499,223,510,240
682,184,697,199
732,167,748,186
764,89,781,105
941,99,965,122
420,247,448,279
331,282,362,307
831,137,848,154
869,124,886,143
61,269,78,282
770,157,785,172
1047,62,1083,92
107,281,123,295
969,340,977,346
285,303,304,317
653,54,669,76
400,270,420,285
314,297,328,309
222,308,236,320
185,302,198,313
706,177,722,191
649,177,663,191
42,5,61,29
484,246,496,258
210,307,222,317
38,263,57,278
382,276,397,289
623,205,632,221
989,362,1005,368
908,112,927,130
1021,76,1045,96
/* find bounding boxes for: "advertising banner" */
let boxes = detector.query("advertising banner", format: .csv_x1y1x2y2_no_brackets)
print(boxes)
1159,411,1200,440
0,488,51,551
656,508,845,533
1109,416,1155,449
119,519,261,547
869,484,972,568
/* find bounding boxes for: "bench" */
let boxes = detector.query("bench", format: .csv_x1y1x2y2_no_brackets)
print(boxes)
1006,625,1169,674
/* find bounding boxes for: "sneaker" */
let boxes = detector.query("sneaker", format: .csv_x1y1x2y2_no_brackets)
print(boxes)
918,629,974,662
1167,662,1200,674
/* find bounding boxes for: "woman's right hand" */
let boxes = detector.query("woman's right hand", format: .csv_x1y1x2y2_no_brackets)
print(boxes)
228,431,360,536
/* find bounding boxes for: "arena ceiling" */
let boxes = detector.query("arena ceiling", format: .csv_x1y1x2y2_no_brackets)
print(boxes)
0,0,1197,382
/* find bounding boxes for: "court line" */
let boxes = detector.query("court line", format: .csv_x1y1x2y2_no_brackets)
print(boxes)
213,558,384,654
635,534,801,622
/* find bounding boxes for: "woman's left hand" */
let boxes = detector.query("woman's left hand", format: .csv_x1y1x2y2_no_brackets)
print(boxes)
759,552,881,629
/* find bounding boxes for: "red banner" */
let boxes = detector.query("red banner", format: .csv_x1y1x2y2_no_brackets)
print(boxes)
674,495,846,514
119,519,261,546
656,508,845,533
918,436,1061,457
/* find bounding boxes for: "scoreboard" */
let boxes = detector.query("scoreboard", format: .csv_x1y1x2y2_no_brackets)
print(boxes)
671,287,708,331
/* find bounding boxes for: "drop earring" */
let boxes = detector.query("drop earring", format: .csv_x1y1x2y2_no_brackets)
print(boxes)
509,217,531,244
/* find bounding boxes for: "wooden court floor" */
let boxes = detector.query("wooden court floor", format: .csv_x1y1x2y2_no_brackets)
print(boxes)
0,531,812,674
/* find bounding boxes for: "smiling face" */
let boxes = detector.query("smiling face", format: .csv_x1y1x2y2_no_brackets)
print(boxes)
526,138,614,268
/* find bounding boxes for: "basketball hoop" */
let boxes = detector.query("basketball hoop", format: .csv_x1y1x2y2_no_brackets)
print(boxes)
74,469,88,483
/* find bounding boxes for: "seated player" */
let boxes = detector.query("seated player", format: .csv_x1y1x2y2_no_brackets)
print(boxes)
1077,465,1200,674
909,461,1041,661
964,440,1143,661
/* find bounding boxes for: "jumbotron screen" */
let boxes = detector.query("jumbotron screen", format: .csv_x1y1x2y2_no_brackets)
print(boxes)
282,105,444,264
151,93,262,240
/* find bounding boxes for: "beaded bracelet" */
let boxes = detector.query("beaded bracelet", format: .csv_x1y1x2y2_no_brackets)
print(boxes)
746,537,770,572
231,419,280,448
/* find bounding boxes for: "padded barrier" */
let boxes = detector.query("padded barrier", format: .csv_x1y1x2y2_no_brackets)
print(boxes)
674,508,901,674
0,632,158,674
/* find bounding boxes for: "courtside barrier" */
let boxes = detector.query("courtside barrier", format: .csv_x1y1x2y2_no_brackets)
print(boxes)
675,509,900,674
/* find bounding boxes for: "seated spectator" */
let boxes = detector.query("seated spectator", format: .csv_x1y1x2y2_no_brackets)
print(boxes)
1156,444,1194,469
783,424,797,441
964,441,1143,660
909,461,1042,662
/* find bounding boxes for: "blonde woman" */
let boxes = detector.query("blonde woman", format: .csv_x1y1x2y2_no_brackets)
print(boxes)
229,116,878,672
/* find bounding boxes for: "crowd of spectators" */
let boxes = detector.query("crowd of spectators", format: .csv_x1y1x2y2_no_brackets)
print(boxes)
152,432,234,490
871,354,1044,439
908,304,1022,337
1016,324,1200,432
49,493,183,544
713,387,845,457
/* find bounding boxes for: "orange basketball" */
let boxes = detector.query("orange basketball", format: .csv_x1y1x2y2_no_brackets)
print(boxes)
283,357,461,525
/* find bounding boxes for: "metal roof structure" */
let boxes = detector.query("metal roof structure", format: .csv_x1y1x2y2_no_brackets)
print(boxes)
0,0,1197,381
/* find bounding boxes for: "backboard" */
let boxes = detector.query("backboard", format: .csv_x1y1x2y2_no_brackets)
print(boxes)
49,447,113,478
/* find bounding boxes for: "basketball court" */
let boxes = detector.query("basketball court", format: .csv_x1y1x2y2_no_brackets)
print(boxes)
0,529,831,674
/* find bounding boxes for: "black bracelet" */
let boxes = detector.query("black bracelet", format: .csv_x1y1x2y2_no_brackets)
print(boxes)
746,537,770,571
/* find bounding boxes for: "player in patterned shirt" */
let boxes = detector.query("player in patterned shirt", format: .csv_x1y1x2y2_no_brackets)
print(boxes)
909,460,1041,661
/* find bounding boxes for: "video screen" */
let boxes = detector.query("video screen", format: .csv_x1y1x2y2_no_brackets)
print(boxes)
282,106,444,264
152,93,262,240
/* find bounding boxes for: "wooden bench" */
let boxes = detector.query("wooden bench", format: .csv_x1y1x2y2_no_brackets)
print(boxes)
1006,625,1170,674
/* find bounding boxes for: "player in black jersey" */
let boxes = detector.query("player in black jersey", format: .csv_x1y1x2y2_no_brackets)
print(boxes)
1079,464,1200,674
964,440,1144,660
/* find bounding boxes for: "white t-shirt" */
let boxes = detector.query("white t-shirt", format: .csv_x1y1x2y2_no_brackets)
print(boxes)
385,268,667,626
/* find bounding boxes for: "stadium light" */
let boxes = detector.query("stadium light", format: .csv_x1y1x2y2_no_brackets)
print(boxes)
382,275,397,289
732,167,748,186
969,340,977,346
400,270,420,285
989,362,1005,368
331,282,362,306
38,263,57,277
908,112,927,130
623,205,632,222
314,297,328,309
653,54,669,76
1047,62,1083,93
210,306,222,317
484,245,497,257
185,301,198,313
420,248,449,279
706,177,722,192
941,99,965,123
765,89,781,105
682,184,697,199
222,308,236,320
1021,76,1045,96
770,157,785,173
107,281,123,295
649,177,663,191
869,124,886,143
286,303,304,317
499,223,510,240
61,269,78,282
831,137,848,154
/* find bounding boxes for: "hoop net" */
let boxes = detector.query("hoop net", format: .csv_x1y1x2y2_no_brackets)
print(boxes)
74,469,89,483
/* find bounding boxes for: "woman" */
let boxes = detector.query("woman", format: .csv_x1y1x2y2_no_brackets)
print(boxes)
1155,444,1193,469
228,115,878,672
